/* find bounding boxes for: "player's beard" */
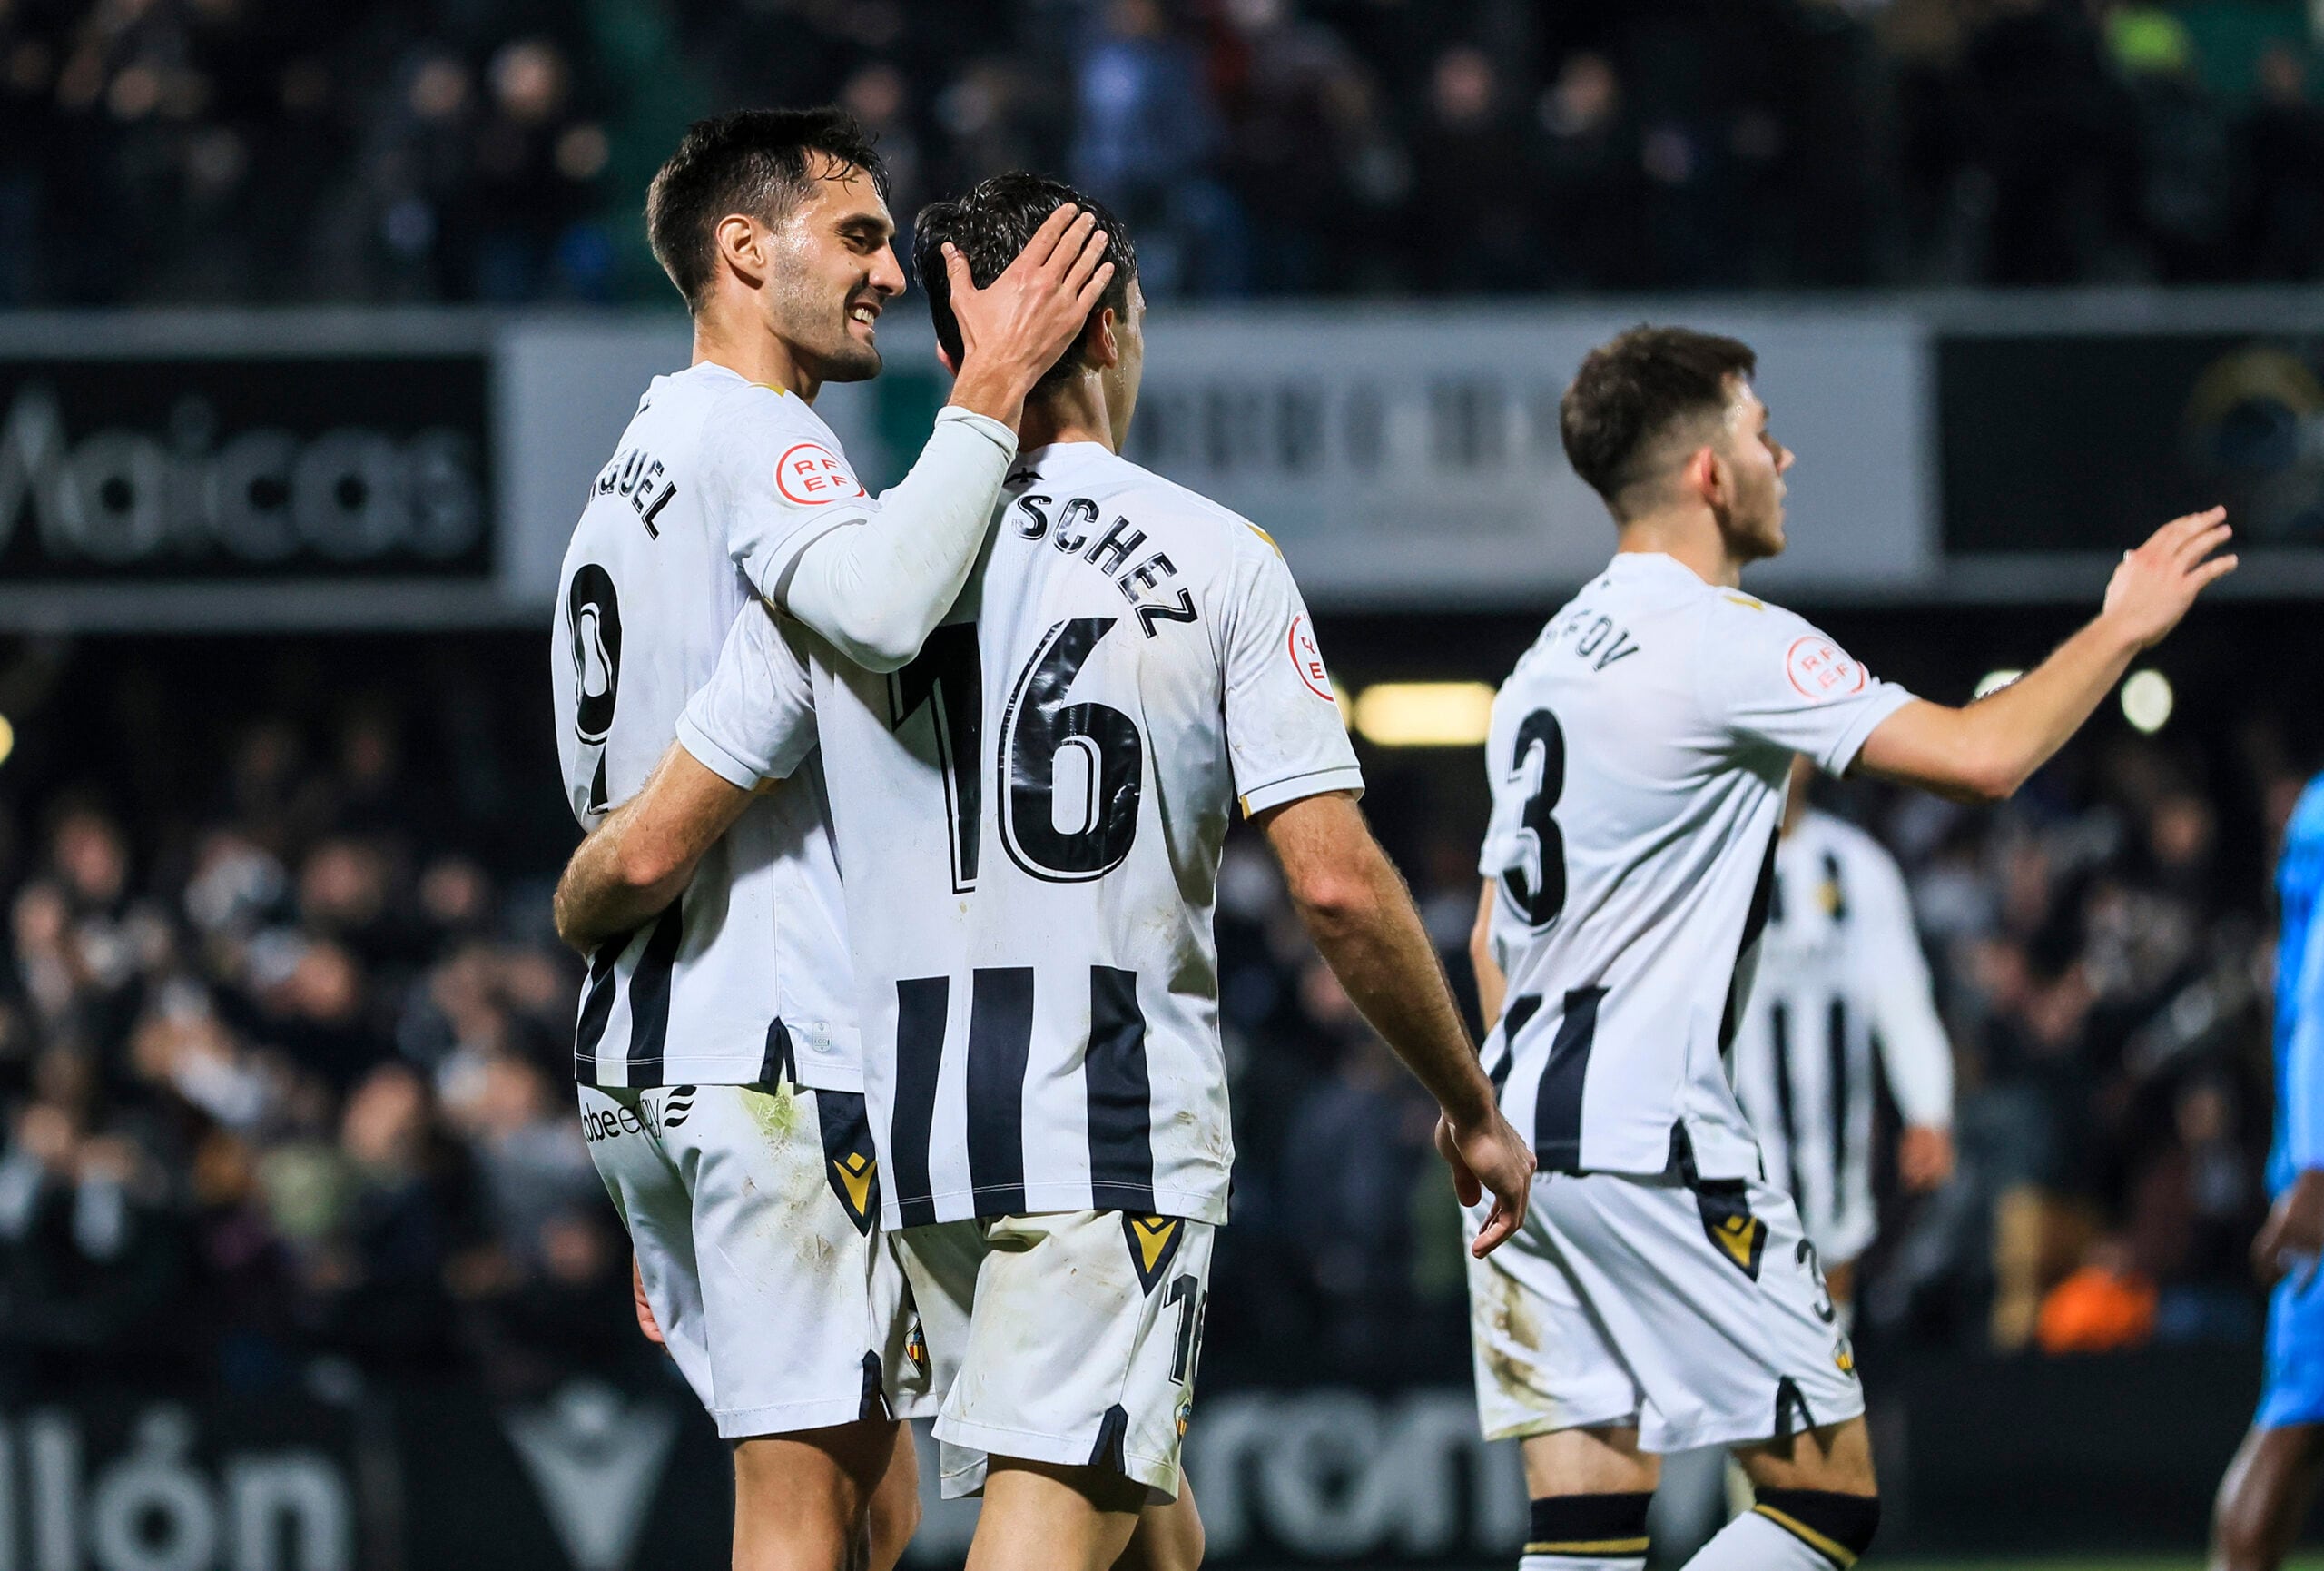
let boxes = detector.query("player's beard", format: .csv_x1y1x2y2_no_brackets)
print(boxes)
772,282,884,385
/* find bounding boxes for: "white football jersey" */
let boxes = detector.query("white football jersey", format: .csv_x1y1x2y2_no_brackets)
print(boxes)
683,440,1364,1225
551,361,875,1092
1477,552,1916,1181
1728,809,1954,1261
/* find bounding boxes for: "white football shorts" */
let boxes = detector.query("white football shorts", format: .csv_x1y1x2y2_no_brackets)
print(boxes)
898,1210,1215,1501
580,1080,933,1438
1464,1166,1864,1455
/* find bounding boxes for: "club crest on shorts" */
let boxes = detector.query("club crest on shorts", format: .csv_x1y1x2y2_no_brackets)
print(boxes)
816,1091,880,1236
1695,1183,1768,1280
1123,1214,1185,1293
906,1318,930,1380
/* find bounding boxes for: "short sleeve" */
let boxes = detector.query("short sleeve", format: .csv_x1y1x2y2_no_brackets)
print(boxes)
1220,537,1364,815
704,388,879,607
1699,601,1915,775
677,603,820,788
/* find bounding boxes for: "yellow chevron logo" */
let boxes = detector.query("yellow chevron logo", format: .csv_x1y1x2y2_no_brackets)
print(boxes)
1130,1216,1178,1273
1713,1213,1763,1271
835,1150,875,1217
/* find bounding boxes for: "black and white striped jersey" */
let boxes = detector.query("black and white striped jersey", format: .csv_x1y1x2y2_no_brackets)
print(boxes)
1476,553,1916,1181
551,361,872,1092
1728,810,1954,1262
683,440,1364,1225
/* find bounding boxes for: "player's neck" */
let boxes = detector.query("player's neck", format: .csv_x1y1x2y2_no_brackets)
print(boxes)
690,311,821,404
1019,384,1118,454
1612,509,1744,588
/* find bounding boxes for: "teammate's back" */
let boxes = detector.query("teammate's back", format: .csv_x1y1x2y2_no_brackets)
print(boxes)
806,436,1359,1225
1480,554,1907,1180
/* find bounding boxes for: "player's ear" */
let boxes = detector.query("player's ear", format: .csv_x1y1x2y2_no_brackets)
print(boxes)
714,213,767,289
1086,305,1121,371
1682,443,1720,505
936,343,959,376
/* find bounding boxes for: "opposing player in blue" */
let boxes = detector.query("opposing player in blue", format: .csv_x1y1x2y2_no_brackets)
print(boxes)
2213,773,2324,1571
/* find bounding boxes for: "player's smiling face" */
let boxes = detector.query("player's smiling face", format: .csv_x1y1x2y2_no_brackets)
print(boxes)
763,159,905,387
1716,378,1793,562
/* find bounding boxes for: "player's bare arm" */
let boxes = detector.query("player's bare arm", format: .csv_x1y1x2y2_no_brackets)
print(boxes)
1855,508,2235,802
1469,881,1506,1035
554,742,750,953
1257,790,1534,1254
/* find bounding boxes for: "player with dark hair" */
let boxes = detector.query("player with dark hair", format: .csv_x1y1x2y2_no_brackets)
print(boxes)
552,110,1111,1571
2211,771,2324,1569
1465,323,2234,1571
556,169,1534,1571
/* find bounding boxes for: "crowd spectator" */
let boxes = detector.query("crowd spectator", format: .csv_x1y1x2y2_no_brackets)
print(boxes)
9,0,2324,306
0,627,2309,1393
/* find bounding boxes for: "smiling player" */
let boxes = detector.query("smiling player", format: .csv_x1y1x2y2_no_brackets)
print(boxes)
551,109,1111,1571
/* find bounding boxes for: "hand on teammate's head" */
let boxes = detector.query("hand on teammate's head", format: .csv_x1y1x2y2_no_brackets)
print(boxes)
937,202,1115,390
2101,505,2237,650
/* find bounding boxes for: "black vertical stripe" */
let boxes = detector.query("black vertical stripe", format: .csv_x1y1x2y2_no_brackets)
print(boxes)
1822,850,1849,921
966,967,1036,1213
623,904,685,1089
1719,827,1783,1055
1492,993,1545,1101
756,1018,796,1088
1086,966,1156,1212
1827,997,1851,1207
1770,1000,1807,1210
893,977,950,1228
572,934,628,1085
1533,986,1606,1172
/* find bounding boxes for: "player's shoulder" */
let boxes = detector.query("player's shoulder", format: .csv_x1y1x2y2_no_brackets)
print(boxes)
1087,449,1282,565
2291,774,2324,845
702,371,834,443
2284,774,2324,882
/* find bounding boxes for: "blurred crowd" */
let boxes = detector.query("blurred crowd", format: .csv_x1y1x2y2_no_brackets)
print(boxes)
10,0,2324,308
0,627,2309,1400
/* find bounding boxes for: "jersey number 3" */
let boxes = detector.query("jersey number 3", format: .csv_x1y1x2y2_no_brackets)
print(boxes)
892,616,1144,890
1500,707,1568,928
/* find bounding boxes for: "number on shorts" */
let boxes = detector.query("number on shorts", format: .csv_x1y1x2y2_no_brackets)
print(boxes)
1165,1273,1206,1384
1797,1238,1836,1325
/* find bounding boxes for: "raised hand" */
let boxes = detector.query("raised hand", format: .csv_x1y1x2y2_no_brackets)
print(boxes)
2101,506,2237,651
943,203,1116,429
1437,1106,1537,1257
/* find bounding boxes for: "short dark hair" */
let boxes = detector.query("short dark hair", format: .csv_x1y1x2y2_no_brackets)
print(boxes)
646,107,889,312
913,173,1138,396
1561,326,1758,514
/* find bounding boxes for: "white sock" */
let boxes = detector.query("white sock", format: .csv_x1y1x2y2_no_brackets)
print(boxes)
1680,1509,1846,1569
1522,1553,1645,1571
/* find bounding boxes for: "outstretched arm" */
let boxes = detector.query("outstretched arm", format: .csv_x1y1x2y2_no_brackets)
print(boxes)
1856,509,2233,803
774,206,1115,671
1260,791,1535,1254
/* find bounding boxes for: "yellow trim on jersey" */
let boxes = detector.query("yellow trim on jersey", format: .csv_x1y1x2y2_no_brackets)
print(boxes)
1244,521,1283,557
1721,592,1764,610
1753,1505,1857,1568
1523,1537,1652,1556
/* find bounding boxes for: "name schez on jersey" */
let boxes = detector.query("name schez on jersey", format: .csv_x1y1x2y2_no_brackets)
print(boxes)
1004,477,1201,638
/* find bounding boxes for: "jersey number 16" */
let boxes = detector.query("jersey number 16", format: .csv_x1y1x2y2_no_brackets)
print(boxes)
891,616,1145,892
